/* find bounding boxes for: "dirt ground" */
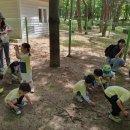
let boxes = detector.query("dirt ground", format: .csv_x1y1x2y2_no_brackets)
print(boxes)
1,30,130,130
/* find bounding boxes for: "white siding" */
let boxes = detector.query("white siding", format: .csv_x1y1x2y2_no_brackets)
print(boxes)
0,0,22,38
20,0,49,39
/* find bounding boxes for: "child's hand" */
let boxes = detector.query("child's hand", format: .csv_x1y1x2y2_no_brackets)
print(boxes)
121,47,125,53
90,101,96,107
1,31,7,35
31,101,33,105
14,105,19,109
14,45,19,51
29,100,33,105
123,110,129,117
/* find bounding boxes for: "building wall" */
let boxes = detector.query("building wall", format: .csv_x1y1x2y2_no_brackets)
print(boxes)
20,0,49,39
0,0,22,38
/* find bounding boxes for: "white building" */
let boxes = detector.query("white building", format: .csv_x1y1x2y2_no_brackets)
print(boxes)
0,0,49,39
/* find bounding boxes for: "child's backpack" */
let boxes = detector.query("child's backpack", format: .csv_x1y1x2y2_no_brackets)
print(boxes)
105,44,116,57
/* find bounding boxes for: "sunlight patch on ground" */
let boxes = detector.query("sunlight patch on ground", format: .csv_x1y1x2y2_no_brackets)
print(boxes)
89,126,102,130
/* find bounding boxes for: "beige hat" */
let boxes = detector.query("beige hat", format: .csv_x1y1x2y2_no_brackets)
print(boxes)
0,12,5,19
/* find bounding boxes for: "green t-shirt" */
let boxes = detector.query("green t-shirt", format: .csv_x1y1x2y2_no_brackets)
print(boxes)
5,88,19,103
20,53,31,73
73,80,92,103
105,86,130,103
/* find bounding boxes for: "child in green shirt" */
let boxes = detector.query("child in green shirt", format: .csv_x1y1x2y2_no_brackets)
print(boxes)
5,82,32,115
73,74,96,106
14,43,34,93
105,86,130,123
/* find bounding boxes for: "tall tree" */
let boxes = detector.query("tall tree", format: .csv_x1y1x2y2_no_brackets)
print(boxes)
70,0,74,18
82,0,88,34
64,0,69,21
112,0,124,30
77,0,82,32
101,0,113,37
49,0,60,67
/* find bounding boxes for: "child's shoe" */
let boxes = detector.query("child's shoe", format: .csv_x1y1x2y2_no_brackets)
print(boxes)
0,87,4,93
109,114,121,123
11,108,22,115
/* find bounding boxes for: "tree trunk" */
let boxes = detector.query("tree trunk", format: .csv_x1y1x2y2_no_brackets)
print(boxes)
102,24,107,37
91,0,95,25
112,0,124,31
101,0,112,37
82,0,88,34
70,0,74,18
100,0,104,32
77,0,82,33
64,0,69,21
49,0,60,67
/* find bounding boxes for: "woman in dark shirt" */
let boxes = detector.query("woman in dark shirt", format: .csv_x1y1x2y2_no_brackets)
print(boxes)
106,39,125,72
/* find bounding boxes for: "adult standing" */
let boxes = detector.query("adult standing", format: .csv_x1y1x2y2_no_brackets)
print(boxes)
0,12,12,70
105,39,125,72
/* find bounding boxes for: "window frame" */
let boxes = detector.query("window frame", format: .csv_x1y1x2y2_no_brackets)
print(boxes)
38,7,48,23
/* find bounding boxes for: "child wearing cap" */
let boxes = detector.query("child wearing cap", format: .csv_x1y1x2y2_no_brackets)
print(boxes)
73,74,96,106
104,86,130,123
102,65,115,85
5,82,32,115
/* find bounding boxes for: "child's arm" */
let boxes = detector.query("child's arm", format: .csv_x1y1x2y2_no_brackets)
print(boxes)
82,91,95,106
11,74,18,80
7,100,19,109
98,77,105,92
14,45,20,59
117,99,128,117
25,95,33,105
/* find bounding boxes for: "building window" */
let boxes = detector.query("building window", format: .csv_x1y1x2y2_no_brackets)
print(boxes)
38,8,48,23
43,9,47,23
38,9,42,23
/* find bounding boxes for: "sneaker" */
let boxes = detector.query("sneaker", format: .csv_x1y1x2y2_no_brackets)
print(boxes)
0,87,4,93
75,96,83,103
11,108,22,115
21,101,27,106
109,114,121,123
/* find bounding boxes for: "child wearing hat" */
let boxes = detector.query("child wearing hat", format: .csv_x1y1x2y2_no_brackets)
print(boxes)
73,74,96,106
102,65,115,85
104,86,130,123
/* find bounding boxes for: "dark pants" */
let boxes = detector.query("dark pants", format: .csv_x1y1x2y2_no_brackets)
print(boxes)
15,96,24,105
0,42,10,68
105,94,121,116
